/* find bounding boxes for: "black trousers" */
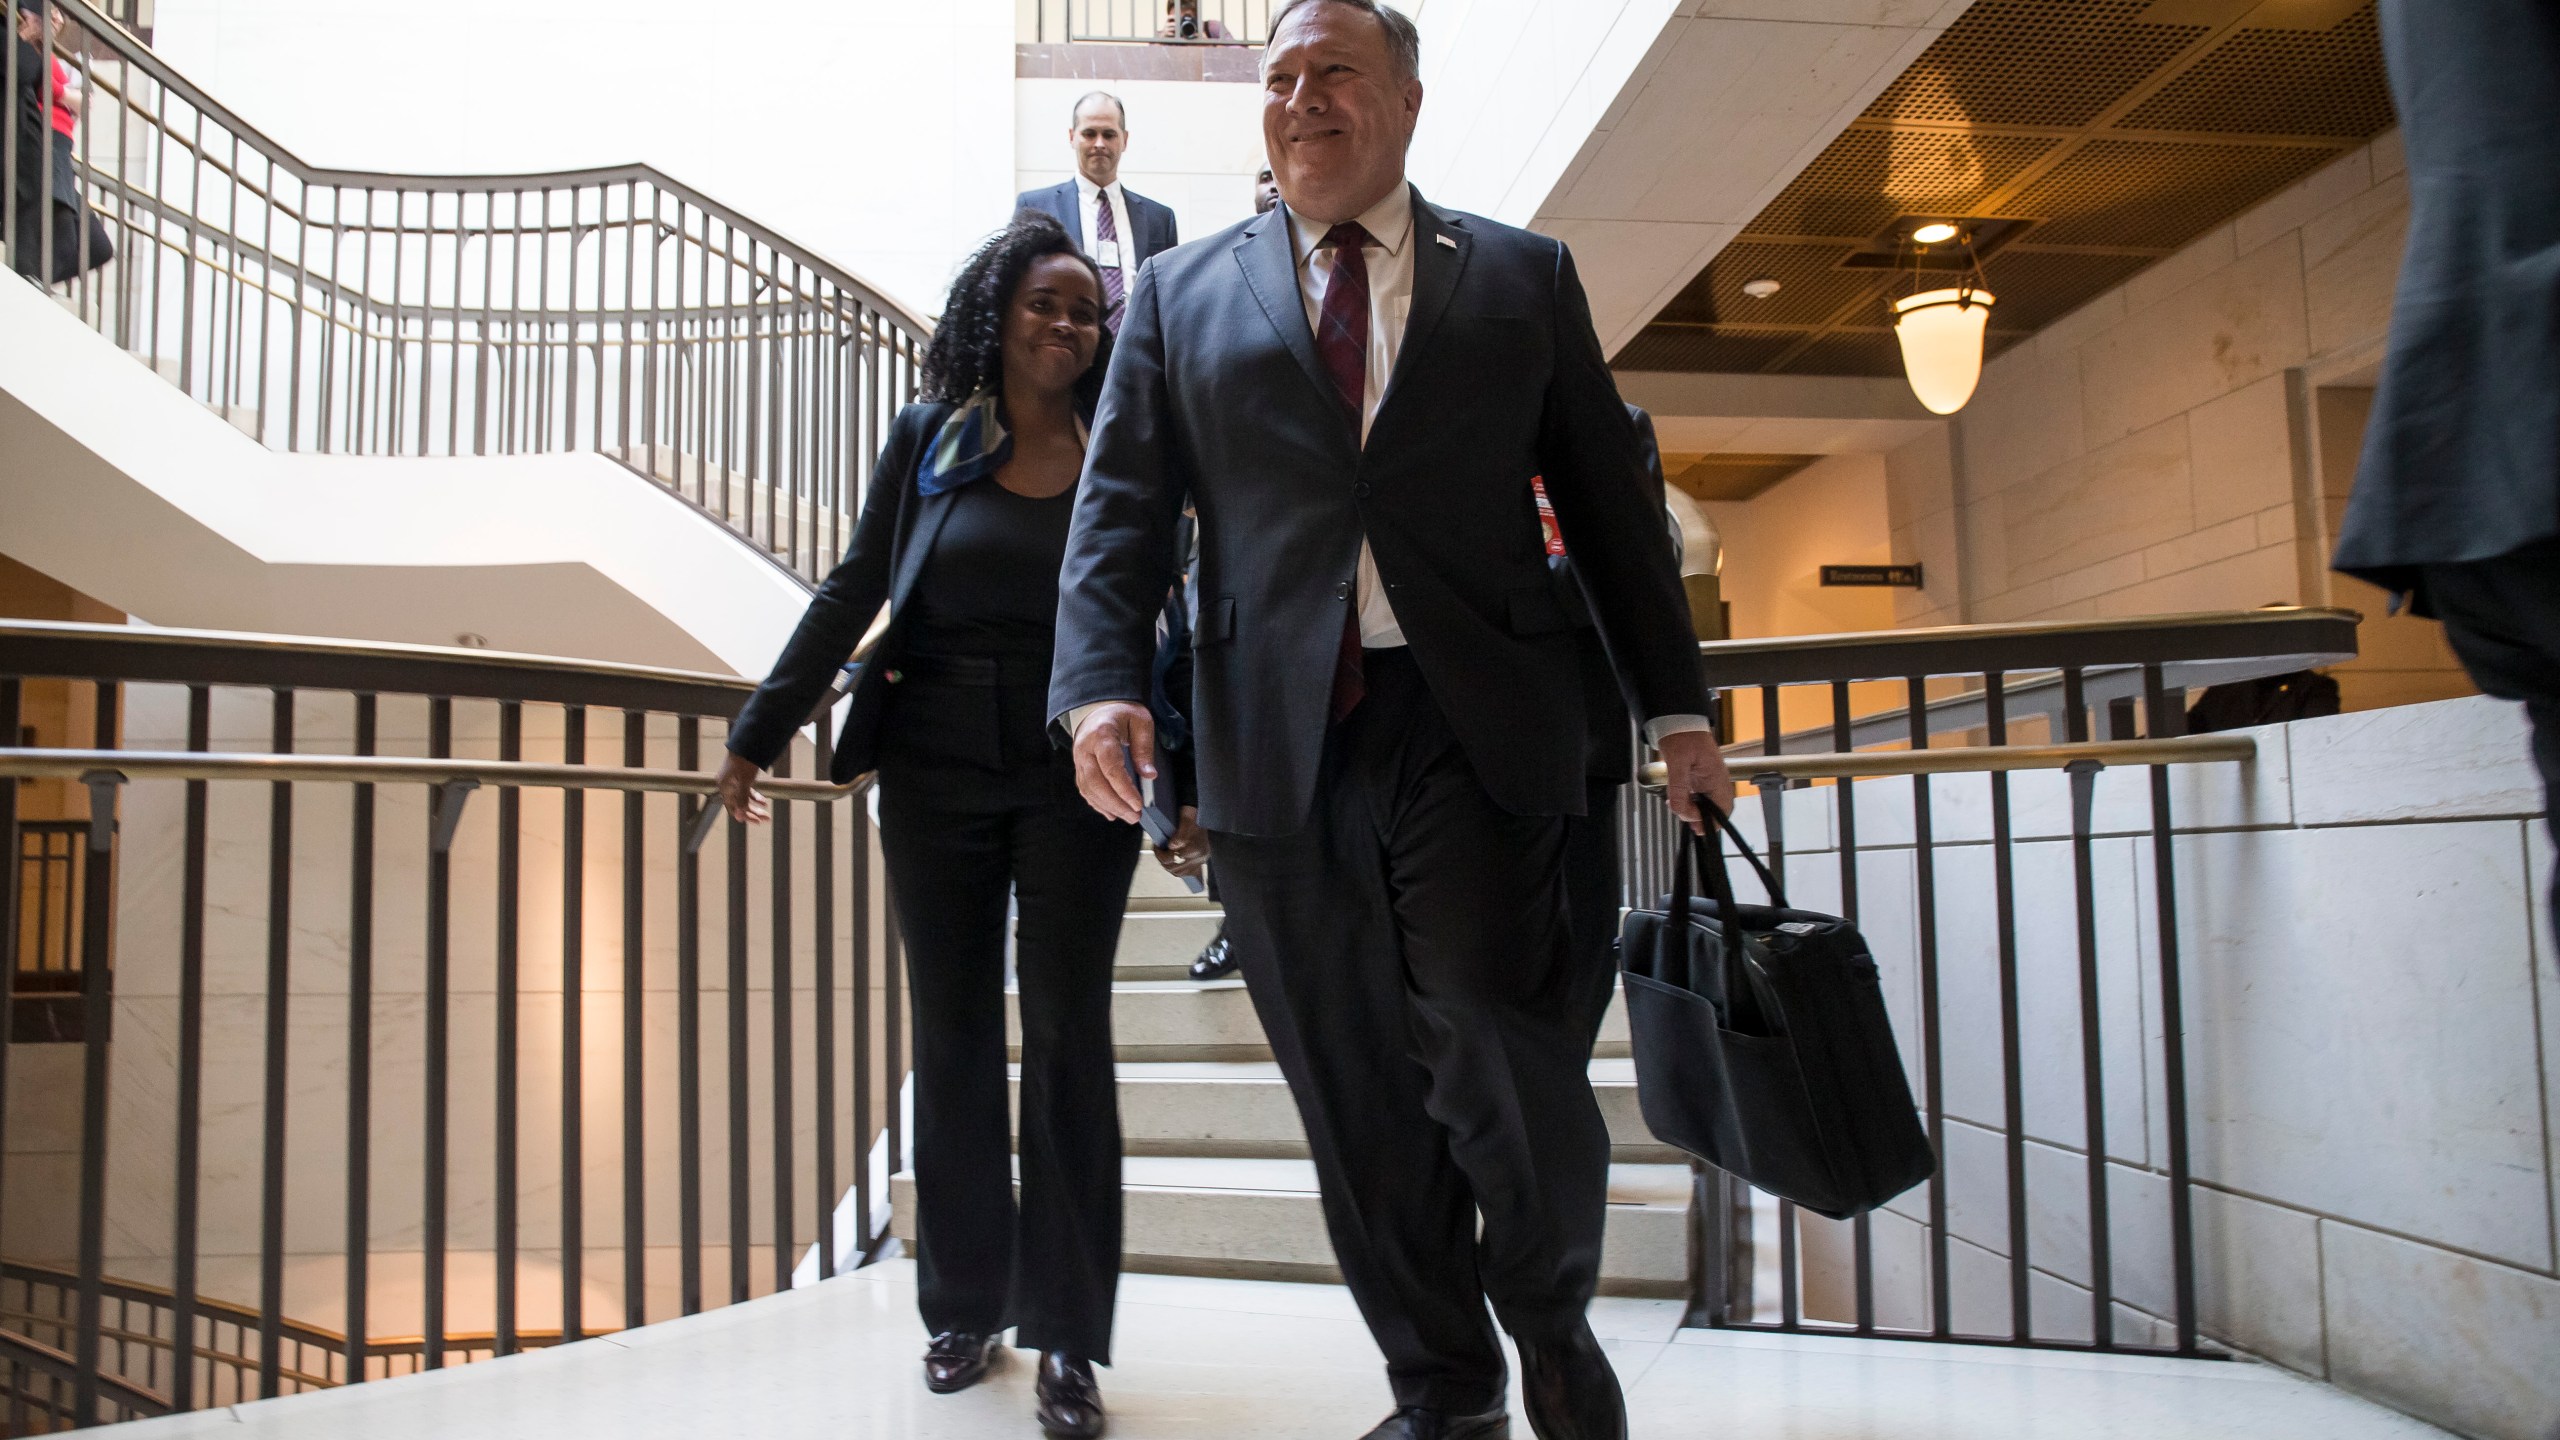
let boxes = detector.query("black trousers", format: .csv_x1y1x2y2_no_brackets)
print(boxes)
2422,537,2560,941
1562,779,1624,1055
1212,649,1611,1413
876,757,1140,1361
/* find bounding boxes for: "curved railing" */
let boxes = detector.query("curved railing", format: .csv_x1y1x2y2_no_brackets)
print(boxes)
8,0,930,587
0,621,906,1429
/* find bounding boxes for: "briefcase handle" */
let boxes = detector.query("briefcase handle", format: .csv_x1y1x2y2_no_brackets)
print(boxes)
1665,799,1791,979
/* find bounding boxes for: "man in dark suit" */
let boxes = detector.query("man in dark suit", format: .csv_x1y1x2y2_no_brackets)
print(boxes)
1049,4,1732,1436
2333,0,2560,936
1016,91,1179,334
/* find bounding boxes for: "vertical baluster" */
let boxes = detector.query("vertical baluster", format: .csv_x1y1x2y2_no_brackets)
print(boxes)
769,749,796,1294
495,703,521,1355
812,725,837,1282
1984,671,2030,1341
2061,672,2114,1351
619,180,638,457
2145,663,2199,1354
676,717,704,1316
1751,744,1796,1333
158,685,207,1405
644,188,663,486
1907,677,1949,1339
256,688,293,1396
851,792,874,1259
1830,681,1874,1336
561,705,586,1343
621,710,648,1331
0,680,19,1383
563,187,583,452
883,882,904,1217
726,798,751,1306
343,693,376,1388
423,698,454,1368
72,685,123,1427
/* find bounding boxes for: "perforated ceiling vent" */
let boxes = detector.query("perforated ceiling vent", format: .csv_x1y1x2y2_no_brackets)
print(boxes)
1625,0,2397,378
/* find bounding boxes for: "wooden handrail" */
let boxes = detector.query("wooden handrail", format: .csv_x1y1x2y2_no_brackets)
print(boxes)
0,750,863,804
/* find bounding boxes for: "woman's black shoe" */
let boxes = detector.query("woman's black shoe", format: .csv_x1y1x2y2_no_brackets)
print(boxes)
1035,1350,1106,1437
922,1331,1000,1394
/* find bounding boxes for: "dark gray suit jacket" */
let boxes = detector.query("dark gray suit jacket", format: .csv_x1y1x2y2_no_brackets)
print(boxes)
1559,404,1672,784
1016,179,1180,271
2334,0,2560,593
1049,188,1708,837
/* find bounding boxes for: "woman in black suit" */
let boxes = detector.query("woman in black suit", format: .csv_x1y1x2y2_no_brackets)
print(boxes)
717,212,1131,1439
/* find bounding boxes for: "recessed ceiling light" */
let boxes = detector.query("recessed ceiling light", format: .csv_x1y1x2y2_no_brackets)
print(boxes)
1741,277,1782,298
1911,222,1960,245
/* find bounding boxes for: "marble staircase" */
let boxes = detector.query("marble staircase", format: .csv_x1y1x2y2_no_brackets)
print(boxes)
889,850,1698,1298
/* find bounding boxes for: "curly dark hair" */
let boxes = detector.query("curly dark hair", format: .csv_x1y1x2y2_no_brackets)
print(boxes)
917,210,1114,410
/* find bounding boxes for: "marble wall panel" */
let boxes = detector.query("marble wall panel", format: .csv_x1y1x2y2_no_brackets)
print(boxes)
1927,838,2152,1158
2287,694,2541,827
2176,821,2551,1269
2192,1184,2325,1375
2321,1221,2560,1440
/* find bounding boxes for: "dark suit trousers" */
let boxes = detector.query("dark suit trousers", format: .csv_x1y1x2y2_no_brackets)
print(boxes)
2422,537,2560,942
1211,649,1611,1412
1563,780,1624,1055
876,758,1140,1360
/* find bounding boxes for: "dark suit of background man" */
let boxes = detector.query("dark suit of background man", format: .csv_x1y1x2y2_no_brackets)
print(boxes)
1049,4,1734,1437
1016,91,1179,334
2334,0,2560,940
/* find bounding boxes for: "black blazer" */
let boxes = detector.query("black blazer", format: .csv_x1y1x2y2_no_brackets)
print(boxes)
727,401,976,781
2334,0,2560,592
1016,180,1180,270
1050,187,1709,836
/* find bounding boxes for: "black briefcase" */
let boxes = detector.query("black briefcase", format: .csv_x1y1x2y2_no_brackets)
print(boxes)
1619,810,1934,1221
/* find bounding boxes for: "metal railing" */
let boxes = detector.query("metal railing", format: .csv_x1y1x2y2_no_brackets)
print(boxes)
1037,0,1271,44
1623,605,2359,1356
0,620,908,1430
5,0,930,588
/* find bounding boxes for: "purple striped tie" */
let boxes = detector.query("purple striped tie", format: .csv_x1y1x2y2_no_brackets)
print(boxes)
1093,191,1127,333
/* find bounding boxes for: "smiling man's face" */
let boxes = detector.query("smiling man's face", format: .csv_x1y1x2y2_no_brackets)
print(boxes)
1260,2,1422,226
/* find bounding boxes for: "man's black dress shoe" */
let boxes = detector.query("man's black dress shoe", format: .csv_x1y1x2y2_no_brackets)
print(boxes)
1519,1325,1626,1440
1188,923,1238,981
1359,1404,1510,1439
921,1331,999,1394
1035,1350,1106,1438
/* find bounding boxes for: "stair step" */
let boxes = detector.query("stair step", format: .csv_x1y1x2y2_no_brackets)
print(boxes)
1009,981,1633,1064
1111,910,1225,980
889,1159,1691,1297
1009,1058,1679,1164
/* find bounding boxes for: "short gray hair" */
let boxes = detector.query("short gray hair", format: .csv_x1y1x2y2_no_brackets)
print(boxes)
1070,91,1128,129
1267,0,1421,83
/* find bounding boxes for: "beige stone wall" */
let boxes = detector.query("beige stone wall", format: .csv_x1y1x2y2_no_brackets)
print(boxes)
1900,129,2473,712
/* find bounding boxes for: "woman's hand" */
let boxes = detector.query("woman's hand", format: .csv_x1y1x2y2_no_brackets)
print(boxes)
1155,806,1209,878
716,752,772,826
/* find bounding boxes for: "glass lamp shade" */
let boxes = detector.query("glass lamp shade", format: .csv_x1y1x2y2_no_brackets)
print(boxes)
1892,286,1996,415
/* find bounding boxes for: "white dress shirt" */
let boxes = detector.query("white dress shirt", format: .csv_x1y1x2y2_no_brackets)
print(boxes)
1286,185,1417,649
1075,175,1138,303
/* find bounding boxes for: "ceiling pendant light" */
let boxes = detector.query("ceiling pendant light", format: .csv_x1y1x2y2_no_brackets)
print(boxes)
1893,283,1995,414
1891,220,1994,415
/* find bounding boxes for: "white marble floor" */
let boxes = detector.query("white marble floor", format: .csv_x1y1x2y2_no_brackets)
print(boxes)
117,1262,2449,1440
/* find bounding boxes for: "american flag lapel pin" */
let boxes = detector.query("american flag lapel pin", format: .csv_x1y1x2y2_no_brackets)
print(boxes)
1436,233,1458,248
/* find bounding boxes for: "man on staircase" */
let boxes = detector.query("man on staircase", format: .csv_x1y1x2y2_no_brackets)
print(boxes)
1049,4,1733,1436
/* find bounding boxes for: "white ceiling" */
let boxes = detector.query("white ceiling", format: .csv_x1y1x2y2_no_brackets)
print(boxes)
1531,0,1976,355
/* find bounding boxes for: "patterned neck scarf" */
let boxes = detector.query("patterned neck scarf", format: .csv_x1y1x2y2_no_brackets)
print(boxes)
915,390,1011,496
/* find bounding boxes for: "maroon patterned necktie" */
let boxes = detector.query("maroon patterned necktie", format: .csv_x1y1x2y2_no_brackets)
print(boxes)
1316,222,1373,723
1093,190,1127,333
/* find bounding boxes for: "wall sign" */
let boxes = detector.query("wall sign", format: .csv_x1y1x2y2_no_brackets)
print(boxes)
1820,563,1924,588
